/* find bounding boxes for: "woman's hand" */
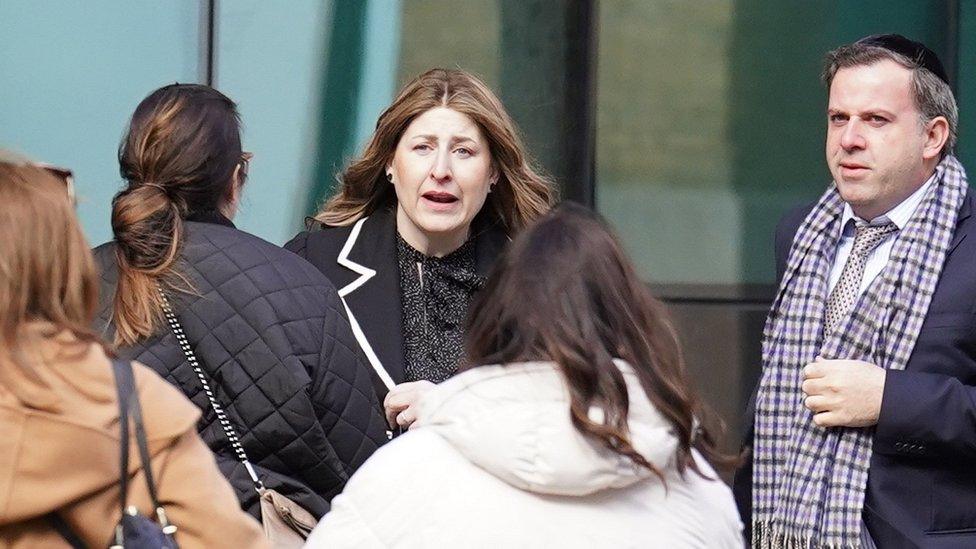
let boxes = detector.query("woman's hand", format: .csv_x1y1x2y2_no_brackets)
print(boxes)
383,380,436,430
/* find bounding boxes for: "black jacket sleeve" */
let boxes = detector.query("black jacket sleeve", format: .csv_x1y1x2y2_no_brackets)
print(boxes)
308,284,388,476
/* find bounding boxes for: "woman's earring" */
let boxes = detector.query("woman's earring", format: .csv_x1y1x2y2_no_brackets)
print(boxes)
386,172,393,183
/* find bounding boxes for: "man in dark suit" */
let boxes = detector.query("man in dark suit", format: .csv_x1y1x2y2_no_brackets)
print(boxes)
735,35,976,548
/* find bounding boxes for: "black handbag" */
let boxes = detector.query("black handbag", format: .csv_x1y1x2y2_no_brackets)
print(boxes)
49,359,179,549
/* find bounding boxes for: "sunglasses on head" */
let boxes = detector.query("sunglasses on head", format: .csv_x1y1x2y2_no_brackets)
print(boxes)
35,162,76,206
240,152,253,180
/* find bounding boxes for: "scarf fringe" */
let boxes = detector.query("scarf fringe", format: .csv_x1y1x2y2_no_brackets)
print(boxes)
753,520,864,549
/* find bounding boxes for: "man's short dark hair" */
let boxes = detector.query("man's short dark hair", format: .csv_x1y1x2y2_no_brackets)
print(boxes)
822,38,958,158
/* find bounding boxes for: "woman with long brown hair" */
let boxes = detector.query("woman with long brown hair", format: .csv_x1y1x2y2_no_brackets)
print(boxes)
307,204,743,548
0,152,266,548
286,68,556,429
92,84,387,524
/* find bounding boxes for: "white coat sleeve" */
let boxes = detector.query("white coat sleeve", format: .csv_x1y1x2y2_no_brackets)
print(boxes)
305,492,385,549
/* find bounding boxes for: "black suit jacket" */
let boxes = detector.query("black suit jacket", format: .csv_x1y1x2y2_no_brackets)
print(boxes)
284,206,507,398
734,191,976,548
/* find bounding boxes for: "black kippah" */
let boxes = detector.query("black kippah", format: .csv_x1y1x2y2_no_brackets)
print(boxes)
855,33,949,85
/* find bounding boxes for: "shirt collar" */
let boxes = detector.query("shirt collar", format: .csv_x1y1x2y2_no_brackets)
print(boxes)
839,171,938,233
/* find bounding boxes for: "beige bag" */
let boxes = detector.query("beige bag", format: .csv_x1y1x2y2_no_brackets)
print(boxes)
160,289,318,548
259,488,317,548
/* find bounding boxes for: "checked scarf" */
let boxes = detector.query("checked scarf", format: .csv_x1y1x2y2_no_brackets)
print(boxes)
753,156,967,548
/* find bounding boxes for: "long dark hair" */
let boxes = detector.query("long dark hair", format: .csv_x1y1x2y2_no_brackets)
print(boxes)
465,204,732,478
111,83,244,345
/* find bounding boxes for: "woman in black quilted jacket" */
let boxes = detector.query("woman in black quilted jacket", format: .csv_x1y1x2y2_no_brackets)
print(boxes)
92,84,388,523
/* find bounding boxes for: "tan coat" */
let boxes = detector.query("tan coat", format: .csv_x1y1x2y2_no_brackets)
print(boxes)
0,325,268,548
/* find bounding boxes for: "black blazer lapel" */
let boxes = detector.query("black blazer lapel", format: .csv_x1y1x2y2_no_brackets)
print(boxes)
333,208,508,390
338,208,406,388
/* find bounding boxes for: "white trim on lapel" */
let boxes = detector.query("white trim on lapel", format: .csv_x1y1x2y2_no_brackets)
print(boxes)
340,299,394,390
335,216,395,391
336,217,376,297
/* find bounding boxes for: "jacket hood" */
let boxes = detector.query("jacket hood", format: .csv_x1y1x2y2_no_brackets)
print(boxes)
415,360,679,496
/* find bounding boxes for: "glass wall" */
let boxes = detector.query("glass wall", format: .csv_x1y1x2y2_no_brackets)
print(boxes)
0,0,201,246
3,0,970,448
0,0,334,246
595,0,954,289
398,0,500,86
215,1,333,244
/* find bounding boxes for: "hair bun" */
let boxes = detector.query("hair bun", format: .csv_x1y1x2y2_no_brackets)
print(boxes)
111,182,184,269
140,181,170,195
129,180,188,213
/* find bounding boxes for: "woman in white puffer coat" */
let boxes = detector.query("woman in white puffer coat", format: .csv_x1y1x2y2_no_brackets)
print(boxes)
307,204,744,548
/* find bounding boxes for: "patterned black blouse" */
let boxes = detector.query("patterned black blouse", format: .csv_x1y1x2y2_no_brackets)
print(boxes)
396,235,486,383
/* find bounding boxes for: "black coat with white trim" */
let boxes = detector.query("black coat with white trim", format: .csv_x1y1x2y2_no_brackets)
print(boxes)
284,205,508,399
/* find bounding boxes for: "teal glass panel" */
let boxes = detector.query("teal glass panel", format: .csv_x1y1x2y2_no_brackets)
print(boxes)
215,0,332,244
0,0,200,245
596,0,950,287
397,0,501,87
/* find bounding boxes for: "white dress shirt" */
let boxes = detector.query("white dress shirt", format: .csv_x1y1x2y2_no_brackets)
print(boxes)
828,173,937,295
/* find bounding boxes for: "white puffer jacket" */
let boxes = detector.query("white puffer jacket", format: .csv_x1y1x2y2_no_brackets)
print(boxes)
307,361,744,548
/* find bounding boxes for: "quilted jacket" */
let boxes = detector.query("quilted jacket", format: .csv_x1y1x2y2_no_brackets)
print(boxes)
92,214,388,520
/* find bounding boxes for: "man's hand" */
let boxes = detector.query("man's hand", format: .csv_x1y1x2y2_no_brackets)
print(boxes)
801,358,886,428
383,380,436,431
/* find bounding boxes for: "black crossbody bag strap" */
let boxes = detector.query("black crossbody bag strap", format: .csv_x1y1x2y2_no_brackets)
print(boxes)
47,513,86,549
46,360,137,548
112,359,168,512
110,358,179,540
112,359,133,519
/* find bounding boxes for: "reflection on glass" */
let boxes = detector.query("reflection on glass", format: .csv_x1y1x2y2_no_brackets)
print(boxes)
596,0,949,287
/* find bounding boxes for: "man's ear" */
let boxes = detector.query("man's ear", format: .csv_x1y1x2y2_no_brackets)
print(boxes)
922,116,950,161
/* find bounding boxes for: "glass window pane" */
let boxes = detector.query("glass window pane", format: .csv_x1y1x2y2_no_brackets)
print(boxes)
596,0,951,288
0,0,201,245
398,0,500,87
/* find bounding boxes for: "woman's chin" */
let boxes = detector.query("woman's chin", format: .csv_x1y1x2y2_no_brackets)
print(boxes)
415,215,470,237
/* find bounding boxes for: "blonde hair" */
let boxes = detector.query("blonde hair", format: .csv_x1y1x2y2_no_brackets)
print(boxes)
0,152,101,396
315,68,556,234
